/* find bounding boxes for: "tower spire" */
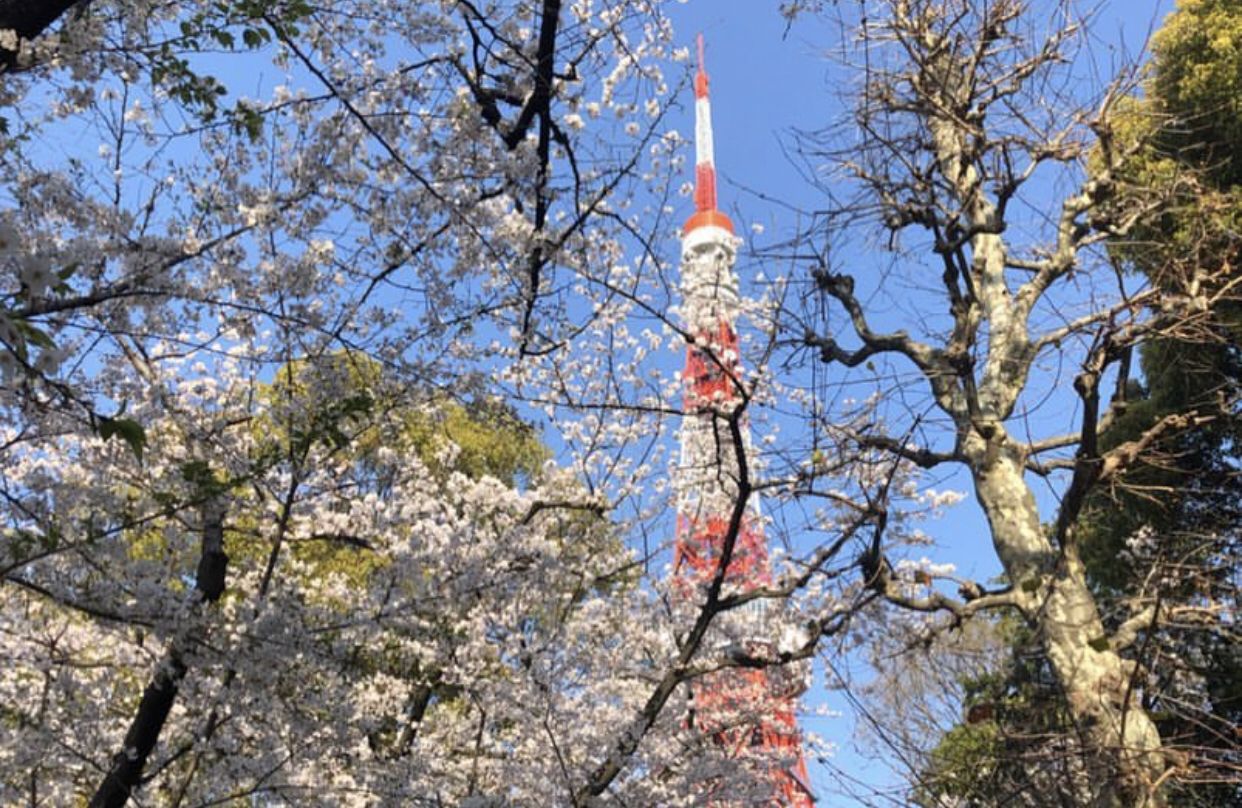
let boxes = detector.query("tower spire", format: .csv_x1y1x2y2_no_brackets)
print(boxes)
685,33,734,235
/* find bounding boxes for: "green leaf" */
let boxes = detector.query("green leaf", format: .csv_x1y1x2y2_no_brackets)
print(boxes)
180,459,232,497
1020,577,1042,593
16,322,54,350
1087,636,1111,653
180,459,214,486
234,104,264,142
99,416,147,463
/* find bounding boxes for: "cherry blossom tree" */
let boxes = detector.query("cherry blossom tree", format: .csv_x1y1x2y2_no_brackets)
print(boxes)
2,342,673,805
1,1,716,803
0,1,869,804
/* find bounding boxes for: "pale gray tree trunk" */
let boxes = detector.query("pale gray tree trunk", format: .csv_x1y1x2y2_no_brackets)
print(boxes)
967,434,1166,805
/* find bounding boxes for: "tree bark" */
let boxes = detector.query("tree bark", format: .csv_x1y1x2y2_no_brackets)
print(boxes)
967,433,1166,806
89,500,227,808
0,0,82,71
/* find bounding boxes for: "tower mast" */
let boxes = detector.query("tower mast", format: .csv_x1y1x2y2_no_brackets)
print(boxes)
672,34,815,807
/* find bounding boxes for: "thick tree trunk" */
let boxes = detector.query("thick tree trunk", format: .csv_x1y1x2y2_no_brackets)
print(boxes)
968,434,1166,806
89,655,189,808
89,501,227,808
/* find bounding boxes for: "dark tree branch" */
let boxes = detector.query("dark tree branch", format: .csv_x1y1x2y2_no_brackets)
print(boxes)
89,500,227,808
516,0,563,353
503,0,563,151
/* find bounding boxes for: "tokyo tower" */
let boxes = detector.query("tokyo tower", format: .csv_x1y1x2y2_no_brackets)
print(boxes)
671,34,815,807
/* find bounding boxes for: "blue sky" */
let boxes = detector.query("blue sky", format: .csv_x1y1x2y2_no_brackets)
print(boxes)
660,1,1176,804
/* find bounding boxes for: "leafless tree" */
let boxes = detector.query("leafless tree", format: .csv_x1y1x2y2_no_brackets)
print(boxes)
781,1,1239,804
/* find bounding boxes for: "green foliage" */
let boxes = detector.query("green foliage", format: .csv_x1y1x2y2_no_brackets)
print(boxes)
231,102,265,142
104,351,553,607
914,621,1083,807
1091,0,1242,794
1150,0,1242,188
918,721,1002,805
96,414,147,463
1107,0,1242,292
240,352,550,588
150,0,314,122
1084,0,1242,594
403,397,548,487
256,350,547,485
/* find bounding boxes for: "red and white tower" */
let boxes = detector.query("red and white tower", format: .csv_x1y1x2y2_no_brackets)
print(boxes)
672,35,815,807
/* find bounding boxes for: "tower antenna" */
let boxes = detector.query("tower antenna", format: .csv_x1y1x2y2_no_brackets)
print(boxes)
686,33,731,233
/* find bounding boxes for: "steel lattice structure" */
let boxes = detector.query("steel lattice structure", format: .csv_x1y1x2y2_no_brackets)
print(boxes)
671,35,815,807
